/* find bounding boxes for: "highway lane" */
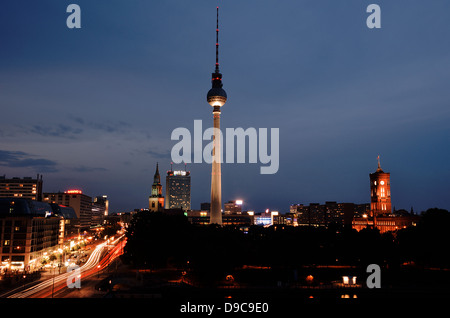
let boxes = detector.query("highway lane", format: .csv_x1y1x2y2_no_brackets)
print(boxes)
52,239,126,298
7,235,125,298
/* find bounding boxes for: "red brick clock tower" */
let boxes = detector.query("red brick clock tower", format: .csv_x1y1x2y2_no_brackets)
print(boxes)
370,156,392,225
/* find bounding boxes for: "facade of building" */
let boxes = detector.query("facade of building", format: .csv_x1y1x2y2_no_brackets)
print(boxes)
223,214,253,226
92,195,109,226
0,175,43,201
149,163,164,212
352,158,418,233
165,169,191,211
49,203,78,239
292,202,358,227
354,203,371,216
274,212,298,226
0,199,63,272
186,210,210,226
370,157,392,218
224,200,242,215
94,195,109,217
353,213,419,233
43,190,92,230
254,210,279,226
186,210,252,226
200,202,211,211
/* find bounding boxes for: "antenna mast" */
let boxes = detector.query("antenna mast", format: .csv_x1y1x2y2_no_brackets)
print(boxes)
215,6,220,72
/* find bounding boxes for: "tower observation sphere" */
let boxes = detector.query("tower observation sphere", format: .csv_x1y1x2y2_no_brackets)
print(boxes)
207,86,227,107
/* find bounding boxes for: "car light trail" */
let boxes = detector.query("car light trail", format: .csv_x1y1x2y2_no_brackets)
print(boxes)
7,235,125,298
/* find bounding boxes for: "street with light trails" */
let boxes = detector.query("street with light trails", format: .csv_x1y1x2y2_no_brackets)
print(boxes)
4,235,125,298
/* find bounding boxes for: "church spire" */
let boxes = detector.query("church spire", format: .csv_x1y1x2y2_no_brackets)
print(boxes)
376,155,383,172
149,162,164,211
153,162,161,184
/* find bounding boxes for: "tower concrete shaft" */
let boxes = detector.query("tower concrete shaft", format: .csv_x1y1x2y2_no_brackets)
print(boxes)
210,107,222,224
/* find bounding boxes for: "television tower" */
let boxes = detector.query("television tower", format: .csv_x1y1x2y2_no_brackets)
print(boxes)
207,6,227,225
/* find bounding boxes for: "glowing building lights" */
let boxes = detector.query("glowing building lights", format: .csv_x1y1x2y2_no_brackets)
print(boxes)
65,189,83,194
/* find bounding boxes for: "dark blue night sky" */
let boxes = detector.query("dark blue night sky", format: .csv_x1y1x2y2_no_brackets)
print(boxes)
1,0,449,213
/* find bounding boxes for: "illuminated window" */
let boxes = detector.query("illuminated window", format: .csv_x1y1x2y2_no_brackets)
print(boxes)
380,188,385,198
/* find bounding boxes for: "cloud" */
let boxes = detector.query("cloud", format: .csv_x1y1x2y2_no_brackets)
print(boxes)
0,150,58,172
68,115,131,134
71,165,108,173
0,150,28,162
12,117,133,141
30,124,83,138
147,149,171,159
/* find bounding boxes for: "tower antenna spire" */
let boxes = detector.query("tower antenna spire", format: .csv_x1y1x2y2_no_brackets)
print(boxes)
215,6,220,72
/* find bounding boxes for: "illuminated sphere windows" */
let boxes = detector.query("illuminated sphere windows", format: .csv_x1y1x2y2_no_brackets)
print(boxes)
207,87,227,107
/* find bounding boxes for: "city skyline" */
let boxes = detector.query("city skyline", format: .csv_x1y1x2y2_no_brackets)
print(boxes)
1,1,450,214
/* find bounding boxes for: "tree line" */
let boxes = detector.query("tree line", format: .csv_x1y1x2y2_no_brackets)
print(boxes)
120,208,450,282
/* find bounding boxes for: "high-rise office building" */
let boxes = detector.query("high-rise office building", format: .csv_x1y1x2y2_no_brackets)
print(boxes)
207,7,227,225
0,174,43,201
92,195,109,226
149,163,164,212
165,169,191,211
43,190,92,230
